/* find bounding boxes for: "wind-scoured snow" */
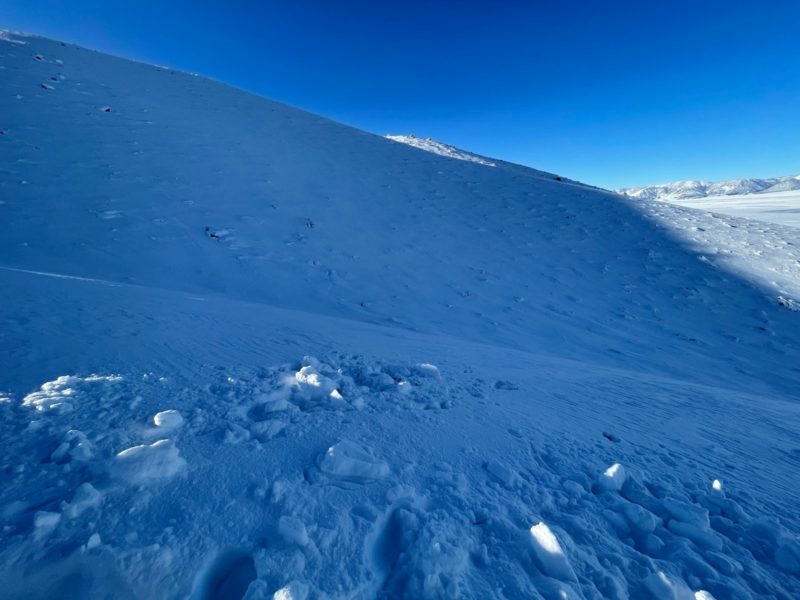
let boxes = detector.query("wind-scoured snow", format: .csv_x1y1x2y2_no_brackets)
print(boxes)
1,31,800,599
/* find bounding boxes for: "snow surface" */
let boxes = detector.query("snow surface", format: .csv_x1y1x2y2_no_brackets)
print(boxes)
656,190,800,229
386,135,497,167
1,31,800,599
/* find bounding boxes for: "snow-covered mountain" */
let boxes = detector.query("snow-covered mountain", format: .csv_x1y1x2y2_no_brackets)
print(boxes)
2,31,800,599
618,174,800,201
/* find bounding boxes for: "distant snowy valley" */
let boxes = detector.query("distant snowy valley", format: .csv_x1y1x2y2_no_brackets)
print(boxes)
619,176,800,228
1,31,799,600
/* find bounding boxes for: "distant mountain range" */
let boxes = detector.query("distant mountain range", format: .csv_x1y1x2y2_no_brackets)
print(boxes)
618,174,800,201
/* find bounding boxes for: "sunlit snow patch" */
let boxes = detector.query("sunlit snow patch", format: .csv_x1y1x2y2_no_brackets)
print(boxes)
22,374,123,413
386,134,496,166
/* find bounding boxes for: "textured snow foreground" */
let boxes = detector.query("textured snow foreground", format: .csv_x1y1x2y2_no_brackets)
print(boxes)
1,33,800,600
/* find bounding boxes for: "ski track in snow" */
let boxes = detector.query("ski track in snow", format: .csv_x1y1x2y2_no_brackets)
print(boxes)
1,31,800,599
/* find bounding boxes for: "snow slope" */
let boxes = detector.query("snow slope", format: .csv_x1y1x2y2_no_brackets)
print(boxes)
2,31,800,599
619,174,800,202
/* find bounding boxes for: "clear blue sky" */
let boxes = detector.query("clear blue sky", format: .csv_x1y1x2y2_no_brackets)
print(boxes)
4,1,800,189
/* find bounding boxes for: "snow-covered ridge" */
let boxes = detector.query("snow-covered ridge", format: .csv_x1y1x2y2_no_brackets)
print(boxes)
618,173,800,201
386,134,496,166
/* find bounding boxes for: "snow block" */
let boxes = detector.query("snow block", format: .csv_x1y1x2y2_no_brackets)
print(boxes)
278,516,309,547
596,463,627,493
113,439,186,485
63,482,102,519
153,409,184,430
529,522,576,581
318,440,389,483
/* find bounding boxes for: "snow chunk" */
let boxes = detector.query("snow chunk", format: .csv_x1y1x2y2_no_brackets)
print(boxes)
271,581,309,600
251,419,286,441
33,511,60,540
63,483,102,519
596,463,626,492
485,460,520,488
22,374,122,414
529,522,576,581
284,359,349,409
85,532,102,550
414,363,441,378
153,409,184,430
51,429,93,463
621,501,658,535
113,439,186,485
644,571,696,600
666,519,723,550
318,440,389,483
775,537,800,574
278,516,309,547
663,498,709,529
643,571,694,599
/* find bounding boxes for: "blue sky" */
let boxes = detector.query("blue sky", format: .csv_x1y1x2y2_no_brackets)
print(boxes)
4,1,800,189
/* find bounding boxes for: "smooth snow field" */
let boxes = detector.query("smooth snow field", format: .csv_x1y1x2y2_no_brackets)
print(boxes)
668,191,800,229
1,31,799,599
